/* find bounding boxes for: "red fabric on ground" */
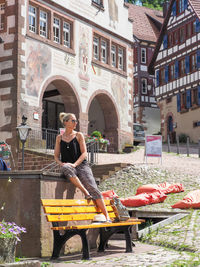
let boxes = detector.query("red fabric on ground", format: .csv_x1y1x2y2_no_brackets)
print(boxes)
101,190,119,199
120,191,167,207
136,182,184,195
172,190,200,209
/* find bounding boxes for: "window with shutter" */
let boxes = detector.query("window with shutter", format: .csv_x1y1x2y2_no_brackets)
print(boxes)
190,53,197,72
184,0,188,10
172,1,176,16
165,65,169,83
156,70,159,87
175,61,179,79
186,90,191,109
197,50,200,69
163,35,168,49
185,55,190,74
177,93,181,112
195,18,200,33
198,86,200,106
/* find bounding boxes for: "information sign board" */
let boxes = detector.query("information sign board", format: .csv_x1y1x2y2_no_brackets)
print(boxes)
145,135,162,163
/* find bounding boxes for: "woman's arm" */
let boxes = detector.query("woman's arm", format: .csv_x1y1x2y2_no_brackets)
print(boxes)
54,135,64,166
73,132,87,167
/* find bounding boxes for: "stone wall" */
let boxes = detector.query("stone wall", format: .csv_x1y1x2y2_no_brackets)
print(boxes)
0,172,87,257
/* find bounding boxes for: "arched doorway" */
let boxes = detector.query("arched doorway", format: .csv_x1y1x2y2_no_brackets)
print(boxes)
87,93,119,152
167,115,176,143
41,77,81,147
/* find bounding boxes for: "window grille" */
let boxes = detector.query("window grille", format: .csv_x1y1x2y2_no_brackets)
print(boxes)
40,10,47,37
29,5,36,33
53,17,60,43
63,22,70,47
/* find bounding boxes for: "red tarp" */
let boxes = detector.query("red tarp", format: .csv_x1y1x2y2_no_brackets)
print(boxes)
136,182,184,195
101,190,119,199
120,191,167,207
172,190,200,209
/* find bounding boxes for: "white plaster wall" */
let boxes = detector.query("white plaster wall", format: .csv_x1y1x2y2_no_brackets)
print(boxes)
52,0,133,41
23,9,132,132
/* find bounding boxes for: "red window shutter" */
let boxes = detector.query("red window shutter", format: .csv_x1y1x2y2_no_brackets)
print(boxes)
134,78,138,94
134,47,138,64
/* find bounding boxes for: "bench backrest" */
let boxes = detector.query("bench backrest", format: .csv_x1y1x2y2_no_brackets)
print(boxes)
41,199,117,222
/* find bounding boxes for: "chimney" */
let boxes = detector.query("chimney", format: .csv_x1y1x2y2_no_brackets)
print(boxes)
163,0,170,18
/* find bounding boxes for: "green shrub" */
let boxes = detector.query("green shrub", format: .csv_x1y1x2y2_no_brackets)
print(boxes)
91,131,102,139
179,133,188,143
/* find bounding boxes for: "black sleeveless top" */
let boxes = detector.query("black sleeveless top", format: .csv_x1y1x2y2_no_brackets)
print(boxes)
60,137,86,164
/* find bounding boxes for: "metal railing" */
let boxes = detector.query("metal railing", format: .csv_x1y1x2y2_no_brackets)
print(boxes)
26,128,99,170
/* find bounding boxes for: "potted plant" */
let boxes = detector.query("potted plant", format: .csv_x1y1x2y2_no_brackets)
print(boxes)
0,221,26,263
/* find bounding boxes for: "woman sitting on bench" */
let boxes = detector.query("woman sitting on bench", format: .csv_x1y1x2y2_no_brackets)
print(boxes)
54,112,111,223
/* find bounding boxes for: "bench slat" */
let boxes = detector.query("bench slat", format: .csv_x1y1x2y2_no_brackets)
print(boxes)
51,220,144,230
44,206,114,214
41,199,111,206
46,212,116,222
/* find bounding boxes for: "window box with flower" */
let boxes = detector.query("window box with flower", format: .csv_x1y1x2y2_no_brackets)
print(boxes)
85,131,110,152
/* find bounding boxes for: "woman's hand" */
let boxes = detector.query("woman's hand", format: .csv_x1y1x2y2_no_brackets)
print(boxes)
63,162,77,168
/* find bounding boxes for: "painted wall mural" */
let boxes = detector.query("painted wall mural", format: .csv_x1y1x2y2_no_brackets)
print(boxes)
111,75,128,119
79,26,90,90
26,43,51,97
108,0,118,29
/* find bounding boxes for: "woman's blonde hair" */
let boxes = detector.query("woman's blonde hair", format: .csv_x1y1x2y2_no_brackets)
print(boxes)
59,112,75,124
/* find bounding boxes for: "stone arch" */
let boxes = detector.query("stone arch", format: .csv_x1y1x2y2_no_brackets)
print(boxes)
165,112,176,143
39,75,82,130
86,90,120,152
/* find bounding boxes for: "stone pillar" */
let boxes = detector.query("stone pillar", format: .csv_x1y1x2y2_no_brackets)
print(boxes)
79,112,89,136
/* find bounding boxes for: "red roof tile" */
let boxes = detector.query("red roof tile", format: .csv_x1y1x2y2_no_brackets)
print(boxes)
127,4,164,43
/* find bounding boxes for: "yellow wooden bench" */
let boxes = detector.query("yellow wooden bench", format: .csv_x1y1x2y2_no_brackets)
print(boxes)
41,199,145,260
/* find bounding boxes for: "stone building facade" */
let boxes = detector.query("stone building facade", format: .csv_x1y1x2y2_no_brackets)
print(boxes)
0,0,133,169
149,0,200,143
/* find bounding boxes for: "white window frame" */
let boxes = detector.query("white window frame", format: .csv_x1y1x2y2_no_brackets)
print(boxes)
39,10,47,38
141,78,147,94
63,21,70,48
53,17,60,43
179,0,184,13
92,0,102,5
0,4,5,30
29,5,37,33
101,39,107,63
141,48,146,64
118,48,124,70
0,3,5,10
93,36,99,60
111,45,116,67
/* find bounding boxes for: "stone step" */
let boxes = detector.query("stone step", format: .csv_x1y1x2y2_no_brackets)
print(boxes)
92,162,130,181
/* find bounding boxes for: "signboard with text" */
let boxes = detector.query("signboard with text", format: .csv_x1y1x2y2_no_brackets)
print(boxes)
145,135,162,162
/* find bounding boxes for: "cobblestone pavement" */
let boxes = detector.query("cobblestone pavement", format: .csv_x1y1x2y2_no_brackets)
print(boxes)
40,148,200,267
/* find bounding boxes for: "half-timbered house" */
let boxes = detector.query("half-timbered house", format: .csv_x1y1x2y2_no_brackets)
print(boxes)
127,3,163,134
149,0,200,143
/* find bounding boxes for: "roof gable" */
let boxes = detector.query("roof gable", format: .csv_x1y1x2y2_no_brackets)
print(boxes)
148,0,200,74
127,4,163,43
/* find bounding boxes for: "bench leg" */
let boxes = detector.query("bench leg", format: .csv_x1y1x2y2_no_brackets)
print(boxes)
124,226,133,253
51,228,90,260
98,227,116,252
98,226,133,253
51,229,76,260
79,229,90,260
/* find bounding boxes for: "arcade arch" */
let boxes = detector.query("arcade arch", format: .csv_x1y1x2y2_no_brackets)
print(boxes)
87,92,119,152
40,76,81,132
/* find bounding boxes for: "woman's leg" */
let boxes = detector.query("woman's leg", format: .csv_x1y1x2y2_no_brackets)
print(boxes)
69,176,91,197
61,165,91,198
94,198,111,221
77,164,111,221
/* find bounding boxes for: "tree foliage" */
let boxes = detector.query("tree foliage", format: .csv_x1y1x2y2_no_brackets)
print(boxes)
126,0,165,10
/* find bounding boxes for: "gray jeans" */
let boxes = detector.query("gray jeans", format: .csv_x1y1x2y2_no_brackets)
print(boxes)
61,162,102,199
